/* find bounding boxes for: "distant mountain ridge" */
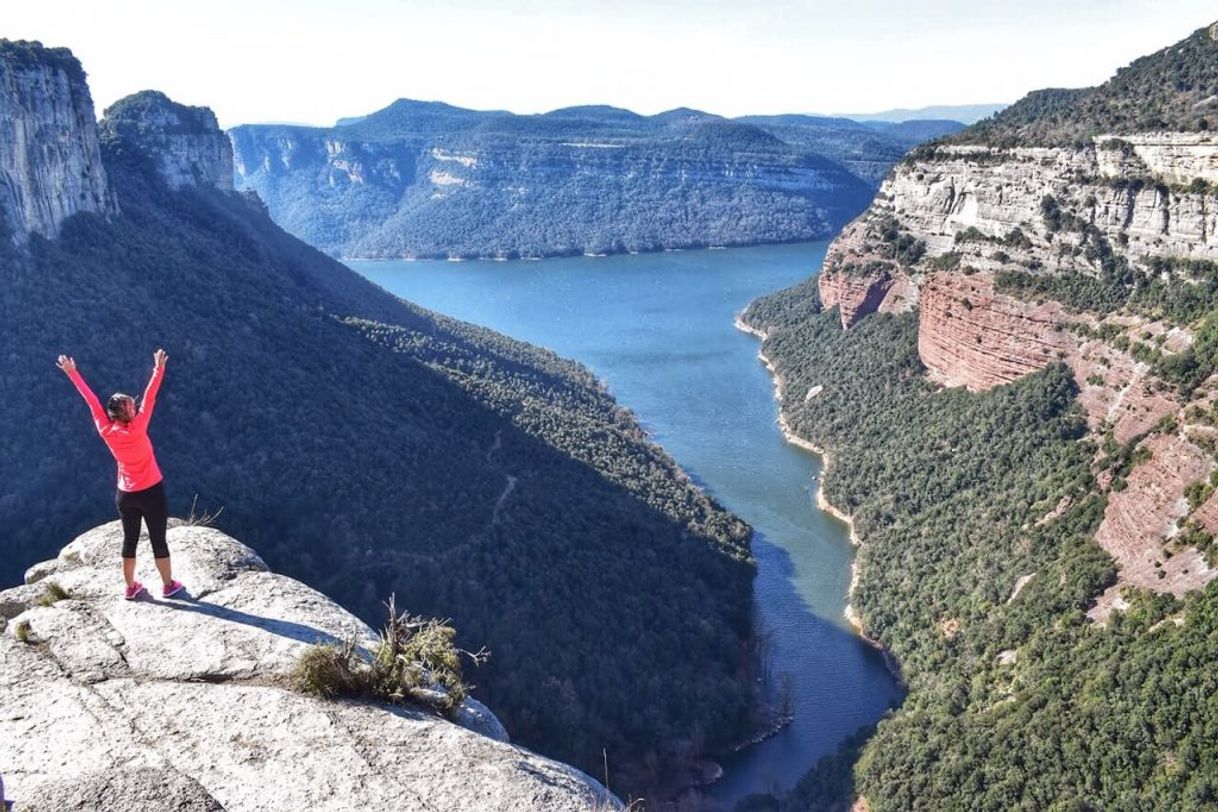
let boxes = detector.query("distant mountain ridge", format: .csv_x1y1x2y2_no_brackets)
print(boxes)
833,102,1008,124
229,101,962,259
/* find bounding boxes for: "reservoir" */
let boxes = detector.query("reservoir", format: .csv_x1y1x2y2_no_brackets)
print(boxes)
348,242,899,806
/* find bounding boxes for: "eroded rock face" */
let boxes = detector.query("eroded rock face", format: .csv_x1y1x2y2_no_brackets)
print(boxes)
0,523,616,811
1088,434,1218,621
100,90,234,190
0,41,117,246
1070,328,1182,445
889,142,1218,263
228,107,878,259
818,269,894,328
917,272,1071,390
820,135,1218,619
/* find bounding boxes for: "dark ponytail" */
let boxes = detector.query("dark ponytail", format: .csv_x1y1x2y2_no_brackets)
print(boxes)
107,393,135,423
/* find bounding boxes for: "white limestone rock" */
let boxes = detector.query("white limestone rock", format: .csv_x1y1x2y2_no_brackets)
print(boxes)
884,140,1218,266
0,522,617,811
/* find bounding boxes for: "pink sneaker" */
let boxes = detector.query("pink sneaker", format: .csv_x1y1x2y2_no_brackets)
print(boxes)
162,579,185,598
124,581,145,601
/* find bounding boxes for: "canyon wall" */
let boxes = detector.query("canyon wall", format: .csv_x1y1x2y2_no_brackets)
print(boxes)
819,134,1218,617
0,41,117,245
228,103,891,258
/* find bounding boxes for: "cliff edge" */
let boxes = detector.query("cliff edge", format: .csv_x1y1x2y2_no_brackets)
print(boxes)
0,522,617,811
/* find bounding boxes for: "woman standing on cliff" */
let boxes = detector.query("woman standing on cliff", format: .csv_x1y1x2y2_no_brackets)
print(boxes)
57,349,184,600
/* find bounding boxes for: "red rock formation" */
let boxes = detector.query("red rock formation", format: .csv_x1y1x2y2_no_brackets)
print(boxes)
1069,342,1180,444
819,270,894,328
1192,488,1218,534
917,273,1073,390
1088,433,1218,621
878,274,919,315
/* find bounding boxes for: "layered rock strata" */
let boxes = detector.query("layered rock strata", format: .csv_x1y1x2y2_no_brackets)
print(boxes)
227,103,880,258
818,133,1218,619
1088,433,1217,621
0,522,616,811
886,142,1218,263
818,269,895,328
916,272,1072,390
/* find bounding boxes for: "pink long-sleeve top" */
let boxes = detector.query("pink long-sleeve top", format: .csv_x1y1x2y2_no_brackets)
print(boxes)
67,365,165,492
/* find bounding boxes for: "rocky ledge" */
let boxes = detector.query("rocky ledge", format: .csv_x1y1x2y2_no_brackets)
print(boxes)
0,522,616,811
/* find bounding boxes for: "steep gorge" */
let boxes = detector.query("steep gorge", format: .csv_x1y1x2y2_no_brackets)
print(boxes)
0,41,756,798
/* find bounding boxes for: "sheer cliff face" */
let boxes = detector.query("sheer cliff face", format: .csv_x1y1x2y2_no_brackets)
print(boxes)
0,42,117,245
818,134,1218,617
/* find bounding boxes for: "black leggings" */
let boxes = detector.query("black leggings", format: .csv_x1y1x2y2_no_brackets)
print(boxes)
116,481,170,559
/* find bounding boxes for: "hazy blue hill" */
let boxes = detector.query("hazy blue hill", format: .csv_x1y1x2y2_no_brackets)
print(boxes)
737,113,872,131
3,45,757,797
230,99,947,259
860,119,966,142
682,120,791,149
735,115,964,185
838,102,1008,124
651,106,725,126
341,98,507,141
542,104,651,125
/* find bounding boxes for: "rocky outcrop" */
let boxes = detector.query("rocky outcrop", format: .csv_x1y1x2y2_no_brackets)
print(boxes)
888,142,1218,264
1088,434,1218,621
916,272,1072,389
0,522,617,811
0,40,117,246
101,90,234,190
818,270,895,328
1095,132,1218,186
1070,323,1183,444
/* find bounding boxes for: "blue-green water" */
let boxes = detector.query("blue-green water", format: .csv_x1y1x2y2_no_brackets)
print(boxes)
348,243,899,806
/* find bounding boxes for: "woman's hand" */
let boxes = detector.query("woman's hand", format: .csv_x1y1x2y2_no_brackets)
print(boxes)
153,348,168,369
56,355,76,375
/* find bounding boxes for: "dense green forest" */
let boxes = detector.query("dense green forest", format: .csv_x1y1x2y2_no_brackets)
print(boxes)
737,281,1218,809
942,22,1218,146
0,60,757,798
229,103,957,259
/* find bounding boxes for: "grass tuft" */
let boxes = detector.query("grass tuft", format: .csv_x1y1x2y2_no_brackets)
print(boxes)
293,594,488,716
37,581,71,607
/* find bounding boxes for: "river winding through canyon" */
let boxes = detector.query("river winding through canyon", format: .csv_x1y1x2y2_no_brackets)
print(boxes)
348,242,900,806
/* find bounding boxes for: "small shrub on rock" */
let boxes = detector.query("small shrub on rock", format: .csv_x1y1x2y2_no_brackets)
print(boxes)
37,582,71,607
293,595,487,716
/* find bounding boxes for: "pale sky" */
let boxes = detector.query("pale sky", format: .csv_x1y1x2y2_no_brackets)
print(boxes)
5,0,1216,129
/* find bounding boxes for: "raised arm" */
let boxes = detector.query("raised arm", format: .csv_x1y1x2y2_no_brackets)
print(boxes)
57,355,108,432
132,348,168,431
